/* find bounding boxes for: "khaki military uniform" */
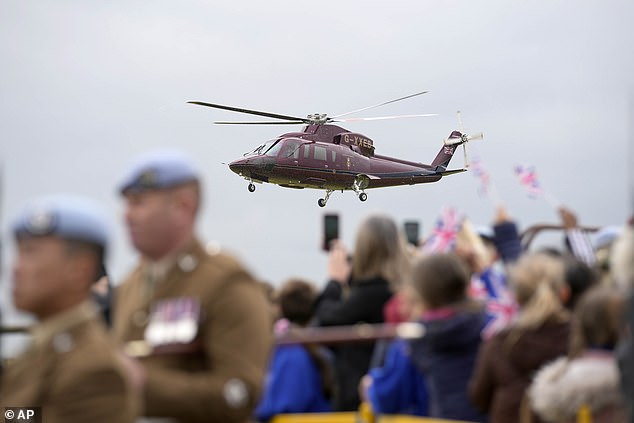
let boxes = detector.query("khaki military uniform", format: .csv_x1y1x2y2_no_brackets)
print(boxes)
112,239,272,423
0,301,138,423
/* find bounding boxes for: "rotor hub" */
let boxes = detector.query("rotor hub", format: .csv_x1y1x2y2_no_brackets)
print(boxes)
306,113,329,124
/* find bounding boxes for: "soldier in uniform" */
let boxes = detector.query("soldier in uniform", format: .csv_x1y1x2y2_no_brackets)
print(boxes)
112,149,272,423
0,195,138,423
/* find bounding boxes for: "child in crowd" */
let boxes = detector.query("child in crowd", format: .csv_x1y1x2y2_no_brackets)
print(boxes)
255,279,332,422
408,253,488,422
360,284,428,416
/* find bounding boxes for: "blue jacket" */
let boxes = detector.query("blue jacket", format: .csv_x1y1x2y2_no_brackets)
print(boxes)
367,339,428,416
255,345,332,422
409,309,488,422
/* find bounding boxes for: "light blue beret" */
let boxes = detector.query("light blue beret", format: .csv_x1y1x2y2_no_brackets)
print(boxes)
119,149,200,194
12,195,109,249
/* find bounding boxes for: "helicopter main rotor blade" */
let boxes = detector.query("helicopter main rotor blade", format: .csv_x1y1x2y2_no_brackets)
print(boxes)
331,91,429,119
332,113,438,123
188,101,308,123
214,120,305,125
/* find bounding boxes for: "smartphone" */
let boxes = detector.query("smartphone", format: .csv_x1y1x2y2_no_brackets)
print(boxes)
404,220,420,247
323,214,339,251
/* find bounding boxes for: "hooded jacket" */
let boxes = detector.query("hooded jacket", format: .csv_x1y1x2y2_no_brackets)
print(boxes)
409,307,488,422
529,352,627,423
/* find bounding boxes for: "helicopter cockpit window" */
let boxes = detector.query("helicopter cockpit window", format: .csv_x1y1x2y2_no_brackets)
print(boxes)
245,140,274,157
264,140,283,157
281,140,301,159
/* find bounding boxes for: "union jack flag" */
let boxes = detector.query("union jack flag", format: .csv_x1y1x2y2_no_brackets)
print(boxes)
470,157,491,196
422,207,462,253
469,268,518,339
514,165,543,198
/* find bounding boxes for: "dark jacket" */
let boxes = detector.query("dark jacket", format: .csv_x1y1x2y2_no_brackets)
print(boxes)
469,319,570,423
409,307,488,422
314,277,392,411
493,221,523,263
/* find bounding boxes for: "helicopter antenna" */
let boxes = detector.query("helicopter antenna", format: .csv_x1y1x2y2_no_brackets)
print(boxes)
332,91,429,119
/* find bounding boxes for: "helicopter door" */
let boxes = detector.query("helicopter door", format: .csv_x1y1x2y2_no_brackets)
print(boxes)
279,140,302,166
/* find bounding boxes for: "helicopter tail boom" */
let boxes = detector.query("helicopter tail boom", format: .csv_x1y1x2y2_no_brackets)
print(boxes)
431,131,463,171
431,128,483,171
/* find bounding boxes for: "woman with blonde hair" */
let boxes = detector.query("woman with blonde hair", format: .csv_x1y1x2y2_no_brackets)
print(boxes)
469,252,571,423
529,286,627,423
315,213,409,411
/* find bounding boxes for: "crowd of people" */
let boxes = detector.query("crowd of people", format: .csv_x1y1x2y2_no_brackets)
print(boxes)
0,147,632,423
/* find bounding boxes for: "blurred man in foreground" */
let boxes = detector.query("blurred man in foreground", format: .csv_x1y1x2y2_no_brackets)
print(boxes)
112,150,271,423
0,195,138,423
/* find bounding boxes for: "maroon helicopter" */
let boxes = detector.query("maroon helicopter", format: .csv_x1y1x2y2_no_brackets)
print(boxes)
189,92,482,207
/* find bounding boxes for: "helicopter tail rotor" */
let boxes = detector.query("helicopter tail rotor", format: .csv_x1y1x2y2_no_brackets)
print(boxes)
442,111,483,168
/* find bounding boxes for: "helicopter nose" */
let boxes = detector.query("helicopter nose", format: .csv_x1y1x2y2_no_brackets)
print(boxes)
229,157,272,176
229,159,249,176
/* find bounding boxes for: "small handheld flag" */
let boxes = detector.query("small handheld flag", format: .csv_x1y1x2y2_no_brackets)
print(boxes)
514,165,560,208
422,207,462,253
471,157,502,205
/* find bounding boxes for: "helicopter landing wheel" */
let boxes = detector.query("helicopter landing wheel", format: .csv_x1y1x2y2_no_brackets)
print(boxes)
359,192,368,202
248,183,256,193
318,190,333,208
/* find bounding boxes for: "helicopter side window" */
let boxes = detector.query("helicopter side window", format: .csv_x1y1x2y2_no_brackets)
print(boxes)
315,146,328,162
331,151,336,162
314,146,327,161
303,145,310,159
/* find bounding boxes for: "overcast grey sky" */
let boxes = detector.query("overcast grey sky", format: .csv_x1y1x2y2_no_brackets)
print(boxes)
1,1,633,336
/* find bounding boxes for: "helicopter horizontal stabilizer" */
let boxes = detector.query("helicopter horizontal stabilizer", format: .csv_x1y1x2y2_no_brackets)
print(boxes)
439,168,467,177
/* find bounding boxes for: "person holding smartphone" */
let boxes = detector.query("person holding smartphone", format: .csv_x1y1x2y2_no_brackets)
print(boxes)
314,213,409,411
